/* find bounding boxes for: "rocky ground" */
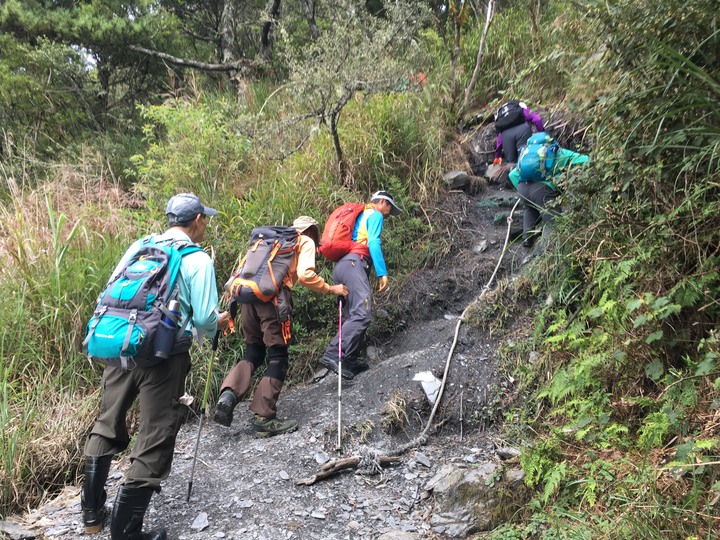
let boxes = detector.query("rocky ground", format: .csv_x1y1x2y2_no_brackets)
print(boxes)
6,133,538,540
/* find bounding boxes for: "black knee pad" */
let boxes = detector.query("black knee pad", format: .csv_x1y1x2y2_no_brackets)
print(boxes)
266,346,289,381
245,343,266,369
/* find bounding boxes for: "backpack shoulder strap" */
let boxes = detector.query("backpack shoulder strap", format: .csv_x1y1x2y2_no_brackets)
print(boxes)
151,235,203,257
176,243,203,257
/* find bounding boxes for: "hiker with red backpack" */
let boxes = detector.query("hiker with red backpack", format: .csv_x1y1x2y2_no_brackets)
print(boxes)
214,216,347,436
493,100,545,165
81,193,229,540
318,191,403,380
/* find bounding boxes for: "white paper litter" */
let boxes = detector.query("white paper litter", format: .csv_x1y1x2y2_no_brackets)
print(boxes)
412,371,441,404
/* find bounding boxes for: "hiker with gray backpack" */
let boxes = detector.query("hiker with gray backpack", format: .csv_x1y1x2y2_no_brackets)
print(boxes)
509,132,590,254
80,193,229,539
214,216,347,436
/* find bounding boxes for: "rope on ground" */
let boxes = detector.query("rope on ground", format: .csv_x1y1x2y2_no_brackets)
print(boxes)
296,198,522,484
387,197,521,457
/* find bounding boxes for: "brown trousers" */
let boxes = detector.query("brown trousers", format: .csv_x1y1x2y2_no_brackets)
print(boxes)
220,302,289,418
84,351,191,490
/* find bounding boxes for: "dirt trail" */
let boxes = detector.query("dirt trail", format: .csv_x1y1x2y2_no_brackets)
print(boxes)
13,170,530,540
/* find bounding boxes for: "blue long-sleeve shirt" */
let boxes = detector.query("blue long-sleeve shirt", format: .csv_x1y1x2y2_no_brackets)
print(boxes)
352,207,387,277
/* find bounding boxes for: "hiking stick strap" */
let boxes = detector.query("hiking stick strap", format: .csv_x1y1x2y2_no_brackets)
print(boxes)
119,310,138,371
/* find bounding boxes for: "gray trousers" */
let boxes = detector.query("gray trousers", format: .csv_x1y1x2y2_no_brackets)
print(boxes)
84,351,191,491
501,123,532,163
321,253,372,366
517,181,560,242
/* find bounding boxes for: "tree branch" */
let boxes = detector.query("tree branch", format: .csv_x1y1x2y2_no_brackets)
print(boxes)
463,0,495,112
128,45,257,72
294,456,401,486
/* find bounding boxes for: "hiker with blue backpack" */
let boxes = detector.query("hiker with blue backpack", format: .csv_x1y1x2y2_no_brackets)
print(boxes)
81,193,229,540
509,132,590,252
214,216,347,436
493,100,545,165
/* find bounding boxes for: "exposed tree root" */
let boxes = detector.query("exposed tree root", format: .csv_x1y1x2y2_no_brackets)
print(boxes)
295,455,402,486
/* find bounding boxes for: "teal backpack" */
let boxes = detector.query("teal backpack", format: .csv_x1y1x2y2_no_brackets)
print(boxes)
82,236,201,371
516,132,560,183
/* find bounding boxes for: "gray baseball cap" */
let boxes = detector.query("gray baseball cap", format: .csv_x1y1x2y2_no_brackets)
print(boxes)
166,193,218,224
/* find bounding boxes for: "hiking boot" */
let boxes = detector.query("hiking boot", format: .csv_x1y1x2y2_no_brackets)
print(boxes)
251,415,298,438
213,390,237,427
319,357,355,380
349,361,370,376
110,486,166,540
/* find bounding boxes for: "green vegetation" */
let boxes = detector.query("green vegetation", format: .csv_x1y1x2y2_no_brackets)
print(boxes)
479,1,720,538
1,0,718,537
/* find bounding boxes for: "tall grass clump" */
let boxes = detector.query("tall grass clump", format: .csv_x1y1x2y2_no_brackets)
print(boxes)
491,0,720,538
437,1,594,113
352,90,447,199
0,162,142,517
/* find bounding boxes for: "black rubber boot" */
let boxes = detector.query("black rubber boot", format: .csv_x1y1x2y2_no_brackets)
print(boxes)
349,360,370,376
110,486,167,540
81,455,112,534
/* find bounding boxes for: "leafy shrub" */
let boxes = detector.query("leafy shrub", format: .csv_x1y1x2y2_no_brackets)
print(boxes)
129,96,252,208
0,36,92,171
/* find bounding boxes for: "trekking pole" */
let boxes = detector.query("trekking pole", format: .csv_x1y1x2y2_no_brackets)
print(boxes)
186,330,219,502
336,298,343,453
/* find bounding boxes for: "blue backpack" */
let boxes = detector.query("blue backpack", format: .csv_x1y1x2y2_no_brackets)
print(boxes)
82,236,202,371
516,132,559,182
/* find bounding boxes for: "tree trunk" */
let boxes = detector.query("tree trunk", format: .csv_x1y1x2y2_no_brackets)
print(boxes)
529,0,544,53
96,59,111,128
300,0,319,40
449,16,460,106
219,0,236,66
329,109,347,183
463,0,495,112
261,0,282,62
219,0,246,101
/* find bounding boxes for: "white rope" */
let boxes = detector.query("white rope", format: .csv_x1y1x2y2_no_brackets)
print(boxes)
388,197,522,457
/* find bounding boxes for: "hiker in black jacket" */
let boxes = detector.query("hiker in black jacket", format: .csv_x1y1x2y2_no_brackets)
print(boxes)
493,100,545,164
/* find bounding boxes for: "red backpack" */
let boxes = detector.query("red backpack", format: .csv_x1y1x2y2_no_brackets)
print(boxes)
318,203,371,262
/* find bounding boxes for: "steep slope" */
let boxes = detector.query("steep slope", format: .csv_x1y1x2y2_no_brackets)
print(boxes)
13,161,534,540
